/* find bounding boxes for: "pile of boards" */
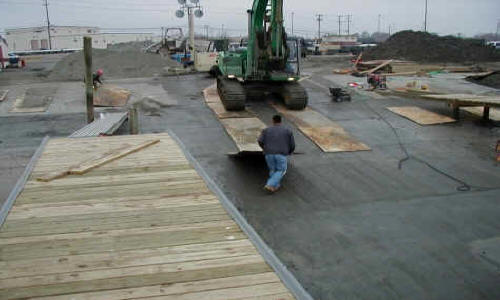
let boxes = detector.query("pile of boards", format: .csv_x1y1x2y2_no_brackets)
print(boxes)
334,55,484,77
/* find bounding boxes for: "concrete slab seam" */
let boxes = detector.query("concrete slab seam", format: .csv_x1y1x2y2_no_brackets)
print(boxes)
0,136,49,228
168,129,314,300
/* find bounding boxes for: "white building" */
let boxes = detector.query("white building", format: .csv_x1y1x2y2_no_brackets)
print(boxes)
4,26,156,52
0,34,8,68
319,35,359,53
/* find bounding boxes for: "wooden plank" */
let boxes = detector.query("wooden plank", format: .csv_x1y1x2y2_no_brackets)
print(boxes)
132,282,289,300
27,169,200,192
0,222,244,260
422,94,500,108
387,106,456,125
0,240,258,279
204,85,255,119
8,193,218,220
28,272,281,300
360,59,393,75
15,180,210,205
0,255,271,299
461,106,500,121
0,209,231,238
220,118,267,153
36,139,160,182
207,101,255,119
274,105,370,153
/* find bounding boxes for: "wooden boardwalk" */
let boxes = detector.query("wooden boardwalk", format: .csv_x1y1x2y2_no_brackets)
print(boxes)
0,133,295,300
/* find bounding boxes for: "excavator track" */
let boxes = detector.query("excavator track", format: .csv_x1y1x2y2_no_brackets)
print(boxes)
279,82,308,110
217,77,246,111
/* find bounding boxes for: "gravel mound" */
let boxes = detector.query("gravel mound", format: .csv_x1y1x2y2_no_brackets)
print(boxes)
49,47,180,80
363,31,500,63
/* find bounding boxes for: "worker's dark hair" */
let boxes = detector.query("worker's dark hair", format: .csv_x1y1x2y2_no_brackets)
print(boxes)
272,114,282,123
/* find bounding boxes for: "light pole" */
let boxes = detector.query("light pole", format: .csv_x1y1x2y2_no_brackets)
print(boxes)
424,0,428,32
176,0,203,59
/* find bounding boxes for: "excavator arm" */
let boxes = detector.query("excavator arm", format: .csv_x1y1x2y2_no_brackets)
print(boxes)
246,0,287,78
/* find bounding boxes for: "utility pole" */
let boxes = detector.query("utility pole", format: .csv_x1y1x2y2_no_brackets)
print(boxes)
338,15,342,36
347,14,352,36
291,12,294,36
377,14,381,33
424,0,428,32
496,19,499,40
388,24,392,36
316,14,323,40
43,0,52,49
83,37,94,124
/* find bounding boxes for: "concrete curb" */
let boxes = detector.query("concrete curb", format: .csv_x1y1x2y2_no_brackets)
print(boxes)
0,136,49,227
168,129,314,300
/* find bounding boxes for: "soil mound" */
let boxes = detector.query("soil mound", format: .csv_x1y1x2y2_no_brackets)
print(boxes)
363,31,500,63
467,71,500,89
49,47,180,80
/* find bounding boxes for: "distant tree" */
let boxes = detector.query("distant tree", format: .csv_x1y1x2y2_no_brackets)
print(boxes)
371,32,390,43
474,33,498,41
359,31,374,44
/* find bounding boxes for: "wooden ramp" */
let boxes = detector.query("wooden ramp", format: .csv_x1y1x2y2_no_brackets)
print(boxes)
203,85,265,154
273,104,370,153
0,134,296,300
387,106,456,125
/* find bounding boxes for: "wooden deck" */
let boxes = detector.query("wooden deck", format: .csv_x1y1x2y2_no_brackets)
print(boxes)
0,133,296,300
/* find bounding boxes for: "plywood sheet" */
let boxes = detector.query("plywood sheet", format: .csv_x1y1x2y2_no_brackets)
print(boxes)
388,106,456,125
274,105,370,152
220,118,266,153
0,133,296,299
94,85,131,107
10,87,57,113
203,85,254,119
461,107,500,121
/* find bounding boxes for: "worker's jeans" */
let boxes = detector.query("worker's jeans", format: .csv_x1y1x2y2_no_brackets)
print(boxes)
265,154,288,189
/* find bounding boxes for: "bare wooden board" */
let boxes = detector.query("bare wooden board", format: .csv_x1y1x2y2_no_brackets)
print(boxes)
361,59,394,75
0,89,8,102
36,139,160,181
220,118,266,153
274,105,370,153
387,106,456,125
203,85,255,119
461,107,500,121
0,133,297,299
422,94,500,107
94,85,131,107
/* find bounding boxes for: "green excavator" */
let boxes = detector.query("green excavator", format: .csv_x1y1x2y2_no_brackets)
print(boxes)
215,0,308,111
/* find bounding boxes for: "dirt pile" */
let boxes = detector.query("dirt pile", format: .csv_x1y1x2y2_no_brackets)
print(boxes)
49,47,180,80
363,31,500,63
467,71,500,89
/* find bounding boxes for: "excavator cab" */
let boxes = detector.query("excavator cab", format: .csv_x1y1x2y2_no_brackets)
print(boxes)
285,39,301,76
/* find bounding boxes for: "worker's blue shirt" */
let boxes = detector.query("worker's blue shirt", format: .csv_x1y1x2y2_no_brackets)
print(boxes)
258,125,295,155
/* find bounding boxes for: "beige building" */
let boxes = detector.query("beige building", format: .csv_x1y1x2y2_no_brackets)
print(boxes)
4,26,156,51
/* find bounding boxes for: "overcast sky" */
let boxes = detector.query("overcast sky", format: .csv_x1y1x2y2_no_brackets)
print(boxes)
0,0,498,38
